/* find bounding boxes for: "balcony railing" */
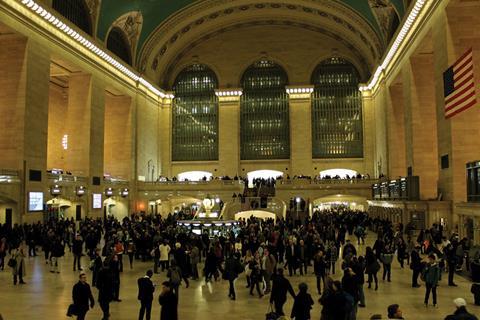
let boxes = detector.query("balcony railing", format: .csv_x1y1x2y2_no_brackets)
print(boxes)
47,173,87,183
278,178,379,185
0,169,20,183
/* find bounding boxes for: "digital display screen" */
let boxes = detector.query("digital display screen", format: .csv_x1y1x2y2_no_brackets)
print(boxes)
92,193,102,209
28,192,44,212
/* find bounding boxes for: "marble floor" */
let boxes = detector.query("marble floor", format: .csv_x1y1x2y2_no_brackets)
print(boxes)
0,237,478,320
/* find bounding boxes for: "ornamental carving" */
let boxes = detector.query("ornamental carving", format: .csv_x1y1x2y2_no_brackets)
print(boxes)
138,0,383,74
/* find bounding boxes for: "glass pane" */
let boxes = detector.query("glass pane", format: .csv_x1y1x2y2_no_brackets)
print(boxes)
240,60,290,160
52,0,92,35
311,58,363,158
172,64,219,161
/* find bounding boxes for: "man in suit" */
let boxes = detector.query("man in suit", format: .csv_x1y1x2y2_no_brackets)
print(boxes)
285,240,297,276
72,272,94,320
138,270,155,320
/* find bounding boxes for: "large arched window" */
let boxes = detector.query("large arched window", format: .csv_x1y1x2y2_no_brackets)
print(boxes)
311,58,363,158
106,27,131,65
172,64,219,161
241,60,290,160
52,0,92,35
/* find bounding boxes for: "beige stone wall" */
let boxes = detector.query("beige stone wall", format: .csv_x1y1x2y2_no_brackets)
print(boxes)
47,83,68,170
135,93,159,181
104,94,133,180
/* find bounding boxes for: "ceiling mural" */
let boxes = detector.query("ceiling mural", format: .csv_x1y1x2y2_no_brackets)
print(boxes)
97,0,408,56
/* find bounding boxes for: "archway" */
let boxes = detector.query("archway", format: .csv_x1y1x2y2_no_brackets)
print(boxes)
247,170,283,187
319,168,358,179
312,194,367,212
235,210,276,221
177,171,213,181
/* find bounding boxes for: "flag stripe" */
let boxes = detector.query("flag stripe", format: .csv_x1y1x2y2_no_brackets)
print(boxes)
454,56,473,73
445,81,475,106
454,64,473,82
446,98,477,119
446,90,476,112
453,48,473,68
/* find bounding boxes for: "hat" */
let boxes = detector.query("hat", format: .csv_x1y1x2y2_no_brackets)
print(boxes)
454,298,467,307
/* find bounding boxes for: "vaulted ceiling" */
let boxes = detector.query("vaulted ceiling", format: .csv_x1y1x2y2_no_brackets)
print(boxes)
97,0,409,56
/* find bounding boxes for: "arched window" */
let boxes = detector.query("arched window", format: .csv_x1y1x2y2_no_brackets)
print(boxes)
311,58,363,158
52,0,92,35
241,60,290,160
172,64,219,161
106,27,131,65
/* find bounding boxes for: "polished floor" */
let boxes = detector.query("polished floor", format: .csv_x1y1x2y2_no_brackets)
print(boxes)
0,237,478,320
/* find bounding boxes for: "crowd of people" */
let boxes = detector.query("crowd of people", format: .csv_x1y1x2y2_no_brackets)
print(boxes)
0,208,478,320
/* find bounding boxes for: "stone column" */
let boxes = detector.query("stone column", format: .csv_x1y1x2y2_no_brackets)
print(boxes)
286,86,314,176
361,87,376,177
216,89,242,177
403,56,439,199
159,94,173,178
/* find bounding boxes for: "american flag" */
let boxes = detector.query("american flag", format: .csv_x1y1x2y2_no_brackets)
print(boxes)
443,48,477,119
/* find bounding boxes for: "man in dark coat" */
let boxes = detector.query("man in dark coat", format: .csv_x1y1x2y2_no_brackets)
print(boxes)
159,281,178,320
224,253,243,300
97,260,114,320
285,240,298,276
72,272,94,320
270,268,296,316
72,234,84,272
137,270,155,320
291,282,314,320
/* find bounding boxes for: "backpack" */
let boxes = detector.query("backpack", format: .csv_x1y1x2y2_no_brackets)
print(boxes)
170,268,181,285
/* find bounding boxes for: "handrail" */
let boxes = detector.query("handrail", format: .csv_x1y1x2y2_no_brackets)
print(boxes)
0,169,19,177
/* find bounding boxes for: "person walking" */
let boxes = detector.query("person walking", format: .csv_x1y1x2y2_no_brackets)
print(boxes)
159,281,178,320
249,252,264,298
270,268,296,316
97,260,114,320
126,240,136,269
423,254,441,307
291,282,314,320
262,248,277,294
314,250,327,295
189,244,200,280
410,247,423,288
159,241,171,272
445,244,458,287
10,245,26,285
444,298,478,320
365,247,379,291
167,260,183,297
72,234,84,272
71,272,95,320
381,247,394,282
110,255,121,302
224,252,243,300
137,270,155,320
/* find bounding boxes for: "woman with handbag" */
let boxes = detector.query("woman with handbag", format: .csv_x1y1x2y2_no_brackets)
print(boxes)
365,246,379,291
10,245,26,285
